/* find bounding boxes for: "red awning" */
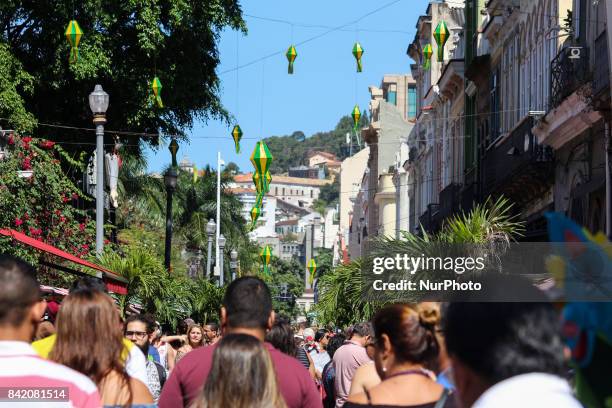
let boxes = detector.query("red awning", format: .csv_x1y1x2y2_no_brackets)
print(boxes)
0,229,128,295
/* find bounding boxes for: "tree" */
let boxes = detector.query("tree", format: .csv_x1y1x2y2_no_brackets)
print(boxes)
0,1,245,148
260,257,305,319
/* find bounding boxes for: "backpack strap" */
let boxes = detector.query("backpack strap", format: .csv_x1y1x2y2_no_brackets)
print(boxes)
434,388,450,408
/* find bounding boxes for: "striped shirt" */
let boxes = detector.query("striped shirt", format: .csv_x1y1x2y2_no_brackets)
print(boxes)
0,341,101,408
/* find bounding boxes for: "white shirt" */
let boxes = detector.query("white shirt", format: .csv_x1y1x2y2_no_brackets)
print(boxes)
472,373,583,408
125,343,148,385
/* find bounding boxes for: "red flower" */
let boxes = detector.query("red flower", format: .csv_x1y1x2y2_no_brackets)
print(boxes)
7,135,14,145
104,239,110,245
59,216,66,223
81,244,90,250
21,137,32,150
22,157,32,170
71,193,79,200
79,223,86,232
39,140,56,150
14,218,23,227
23,212,29,220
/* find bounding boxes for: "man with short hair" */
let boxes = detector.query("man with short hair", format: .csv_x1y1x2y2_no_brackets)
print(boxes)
125,313,166,403
444,299,582,408
0,254,101,408
159,277,322,408
333,322,372,408
203,322,220,345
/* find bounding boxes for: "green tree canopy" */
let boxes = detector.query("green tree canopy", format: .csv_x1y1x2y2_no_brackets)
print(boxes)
0,1,245,148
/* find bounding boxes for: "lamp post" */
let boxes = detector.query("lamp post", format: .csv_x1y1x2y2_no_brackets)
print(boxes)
218,234,226,286
89,85,109,255
230,249,238,281
206,219,216,278
195,249,203,279
164,167,178,271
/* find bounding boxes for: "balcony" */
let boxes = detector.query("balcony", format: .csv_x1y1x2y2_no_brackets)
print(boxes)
482,116,554,205
592,31,610,103
419,203,440,234
550,45,589,110
438,183,462,221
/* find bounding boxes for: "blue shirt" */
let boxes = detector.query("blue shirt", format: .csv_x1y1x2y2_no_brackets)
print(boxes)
148,345,160,364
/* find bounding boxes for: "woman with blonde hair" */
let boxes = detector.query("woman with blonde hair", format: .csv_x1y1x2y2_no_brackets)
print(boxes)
50,288,153,408
192,333,286,408
165,323,205,371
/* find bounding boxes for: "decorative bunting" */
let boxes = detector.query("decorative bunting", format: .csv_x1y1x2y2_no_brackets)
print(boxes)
352,42,364,72
351,105,361,131
261,245,272,275
422,44,433,70
253,171,263,194
255,191,264,209
433,21,450,62
286,45,297,74
250,141,273,180
308,258,317,286
152,77,163,108
250,205,261,230
65,20,83,64
231,125,243,153
265,170,272,194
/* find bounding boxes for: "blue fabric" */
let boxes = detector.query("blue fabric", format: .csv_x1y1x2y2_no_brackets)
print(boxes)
436,369,454,390
148,345,160,364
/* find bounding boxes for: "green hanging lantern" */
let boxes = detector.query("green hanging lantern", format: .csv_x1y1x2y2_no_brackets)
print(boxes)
250,141,273,181
65,20,83,64
152,77,164,108
250,205,261,230
286,45,297,74
422,44,433,70
308,258,317,286
261,245,272,274
352,42,364,72
433,21,450,62
352,105,361,131
264,170,272,194
232,125,243,153
253,171,263,194
254,191,264,209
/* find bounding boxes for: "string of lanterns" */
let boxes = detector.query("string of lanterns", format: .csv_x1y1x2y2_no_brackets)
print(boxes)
260,245,272,275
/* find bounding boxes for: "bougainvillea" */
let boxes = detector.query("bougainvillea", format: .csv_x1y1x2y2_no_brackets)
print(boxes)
0,133,95,271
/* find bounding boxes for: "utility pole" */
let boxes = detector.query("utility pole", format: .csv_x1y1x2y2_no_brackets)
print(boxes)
215,152,224,285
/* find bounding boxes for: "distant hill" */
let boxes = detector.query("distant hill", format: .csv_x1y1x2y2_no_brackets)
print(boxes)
264,112,369,174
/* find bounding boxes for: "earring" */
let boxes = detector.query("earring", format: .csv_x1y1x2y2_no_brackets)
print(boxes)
382,365,387,372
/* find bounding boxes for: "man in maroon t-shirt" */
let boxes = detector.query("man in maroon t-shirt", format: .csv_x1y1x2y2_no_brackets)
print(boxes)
159,277,322,408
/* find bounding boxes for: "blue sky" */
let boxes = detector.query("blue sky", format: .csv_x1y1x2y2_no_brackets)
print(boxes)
145,0,428,172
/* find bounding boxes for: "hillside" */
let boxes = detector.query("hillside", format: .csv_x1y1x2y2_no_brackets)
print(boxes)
264,112,369,174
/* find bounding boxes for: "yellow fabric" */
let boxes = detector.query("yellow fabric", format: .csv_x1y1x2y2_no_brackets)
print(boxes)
32,334,133,361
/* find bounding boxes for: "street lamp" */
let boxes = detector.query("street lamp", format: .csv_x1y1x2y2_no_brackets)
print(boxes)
206,219,216,278
196,249,203,278
230,249,238,281
218,234,226,286
89,85,109,255
164,167,178,271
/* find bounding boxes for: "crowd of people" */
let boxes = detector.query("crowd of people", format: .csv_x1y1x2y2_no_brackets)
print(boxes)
0,253,588,407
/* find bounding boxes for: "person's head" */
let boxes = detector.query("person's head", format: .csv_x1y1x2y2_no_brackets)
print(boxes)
125,313,156,355
187,324,204,348
178,318,195,335
204,322,219,342
417,302,447,372
326,333,346,360
194,333,287,408
0,254,46,342
34,320,56,341
265,316,297,357
221,277,274,339
349,322,373,346
50,288,130,392
69,276,107,294
315,329,331,349
444,301,566,408
303,327,315,344
371,304,439,379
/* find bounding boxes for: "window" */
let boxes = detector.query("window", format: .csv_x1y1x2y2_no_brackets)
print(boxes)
282,187,285,195
490,68,500,143
310,190,313,198
387,90,397,105
407,85,417,119
275,187,278,195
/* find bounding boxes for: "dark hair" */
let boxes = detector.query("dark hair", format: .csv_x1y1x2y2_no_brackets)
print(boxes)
223,277,272,329
444,301,566,384
70,276,107,294
315,329,328,342
326,333,346,359
0,254,40,327
177,318,195,335
265,317,297,357
351,322,373,339
125,313,156,334
205,322,219,332
195,333,286,408
372,304,439,368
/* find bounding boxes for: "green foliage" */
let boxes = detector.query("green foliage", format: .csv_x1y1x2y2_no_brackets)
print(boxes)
260,256,305,319
0,1,245,148
319,176,339,205
314,247,334,279
264,112,369,174
188,277,224,325
0,134,95,269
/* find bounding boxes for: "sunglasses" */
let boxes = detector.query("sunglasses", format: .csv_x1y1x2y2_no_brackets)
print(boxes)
125,330,148,339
